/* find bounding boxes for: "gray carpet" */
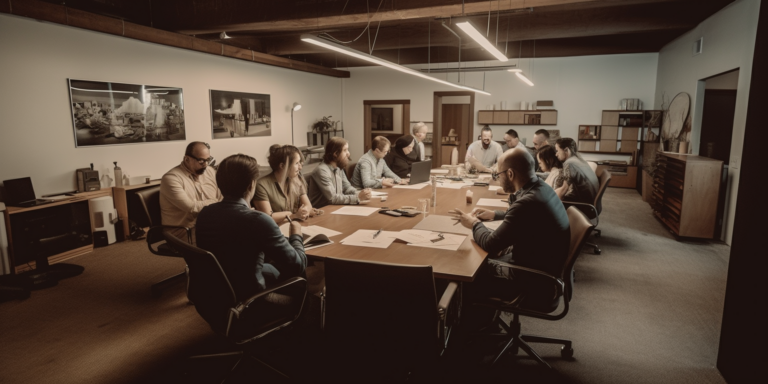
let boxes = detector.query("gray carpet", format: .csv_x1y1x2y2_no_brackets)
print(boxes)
0,188,730,383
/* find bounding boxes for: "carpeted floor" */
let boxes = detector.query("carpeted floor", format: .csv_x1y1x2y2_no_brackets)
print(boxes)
0,188,730,383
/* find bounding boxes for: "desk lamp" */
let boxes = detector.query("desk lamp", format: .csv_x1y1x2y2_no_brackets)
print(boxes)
291,102,301,145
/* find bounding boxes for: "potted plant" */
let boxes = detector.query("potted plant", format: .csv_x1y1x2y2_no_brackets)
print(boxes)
312,116,333,132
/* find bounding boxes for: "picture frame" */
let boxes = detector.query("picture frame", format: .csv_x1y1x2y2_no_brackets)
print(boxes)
68,79,186,147
371,107,394,132
209,90,272,139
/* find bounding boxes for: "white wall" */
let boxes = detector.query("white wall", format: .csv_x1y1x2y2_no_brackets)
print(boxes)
0,14,342,197
342,53,658,160
655,0,761,244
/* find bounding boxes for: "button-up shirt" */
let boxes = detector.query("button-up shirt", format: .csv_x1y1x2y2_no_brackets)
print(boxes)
308,162,359,208
350,150,401,189
160,163,222,240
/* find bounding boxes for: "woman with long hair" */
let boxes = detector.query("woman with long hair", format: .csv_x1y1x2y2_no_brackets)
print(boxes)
536,145,564,190
252,144,314,224
384,135,416,178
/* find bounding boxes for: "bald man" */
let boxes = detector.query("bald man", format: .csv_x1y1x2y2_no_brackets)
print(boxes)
160,141,222,242
452,148,570,302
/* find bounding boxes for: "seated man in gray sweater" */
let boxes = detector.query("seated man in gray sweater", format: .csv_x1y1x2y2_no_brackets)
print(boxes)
350,136,408,189
308,137,372,208
554,137,600,212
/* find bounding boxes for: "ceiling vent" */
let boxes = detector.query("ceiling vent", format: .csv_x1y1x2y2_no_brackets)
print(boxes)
693,37,703,56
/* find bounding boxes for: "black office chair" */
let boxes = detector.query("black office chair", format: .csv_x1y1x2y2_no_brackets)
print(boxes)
345,161,357,181
134,186,191,297
164,232,307,381
321,258,458,380
471,206,595,369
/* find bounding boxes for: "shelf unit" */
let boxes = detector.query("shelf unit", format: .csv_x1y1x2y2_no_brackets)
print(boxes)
477,110,557,125
651,153,723,238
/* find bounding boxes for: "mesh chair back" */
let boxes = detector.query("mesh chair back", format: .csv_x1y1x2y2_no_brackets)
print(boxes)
564,207,596,300
594,170,611,215
164,232,237,336
324,258,438,367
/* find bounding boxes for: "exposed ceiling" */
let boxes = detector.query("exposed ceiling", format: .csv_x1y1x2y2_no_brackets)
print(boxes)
38,0,734,69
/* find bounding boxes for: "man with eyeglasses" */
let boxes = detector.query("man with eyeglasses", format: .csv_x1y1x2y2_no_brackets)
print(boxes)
160,141,223,242
451,148,569,321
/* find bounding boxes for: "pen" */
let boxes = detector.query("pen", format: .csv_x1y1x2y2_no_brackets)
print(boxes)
286,214,292,223
373,229,382,239
452,219,461,226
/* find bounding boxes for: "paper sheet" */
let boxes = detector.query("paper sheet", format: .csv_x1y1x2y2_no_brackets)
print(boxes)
430,169,449,174
487,185,503,191
393,182,430,189
405,231,466,251
476,198,510,208
340,230,398,248
369,191,388,196
330,206,380,216
278,224,343,238
411,215,473,236
391,229,441,244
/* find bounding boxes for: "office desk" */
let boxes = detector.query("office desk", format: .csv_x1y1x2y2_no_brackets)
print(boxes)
305,180,505,282
3,188,112,273
113,180,161,239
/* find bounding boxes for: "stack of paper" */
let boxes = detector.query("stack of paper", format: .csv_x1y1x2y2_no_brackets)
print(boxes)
475,198,510,208
412,215,473,236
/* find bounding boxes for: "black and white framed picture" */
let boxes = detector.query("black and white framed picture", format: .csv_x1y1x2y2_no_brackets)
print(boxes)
371,107,394,132
209,90,271,139
68,79,186,147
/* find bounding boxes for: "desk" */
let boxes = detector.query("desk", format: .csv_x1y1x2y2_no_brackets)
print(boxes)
113,180,161,239
3,188,112,273
305,180,504,282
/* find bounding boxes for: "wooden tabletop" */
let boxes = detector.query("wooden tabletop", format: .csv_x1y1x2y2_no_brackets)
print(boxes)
303,177,508,282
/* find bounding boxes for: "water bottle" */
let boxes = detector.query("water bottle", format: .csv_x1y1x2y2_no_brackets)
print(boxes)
430,176,437,207
114,162,123,187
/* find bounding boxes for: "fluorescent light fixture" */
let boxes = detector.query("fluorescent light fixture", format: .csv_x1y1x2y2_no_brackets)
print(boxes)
293,102,302,111
301,34,491,95
455,21,508,62
508,69,534,86
220,32,232,39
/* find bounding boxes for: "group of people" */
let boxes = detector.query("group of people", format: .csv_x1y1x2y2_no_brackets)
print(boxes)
157,124,600,320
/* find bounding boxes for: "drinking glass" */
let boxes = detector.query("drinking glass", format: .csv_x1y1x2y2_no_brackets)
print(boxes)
418,198,430,215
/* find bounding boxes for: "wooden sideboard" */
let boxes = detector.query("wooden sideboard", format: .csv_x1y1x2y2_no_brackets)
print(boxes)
651,153,723,238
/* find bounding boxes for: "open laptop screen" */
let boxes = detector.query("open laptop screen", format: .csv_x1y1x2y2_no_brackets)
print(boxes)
3,177,37,206
409,161,432,185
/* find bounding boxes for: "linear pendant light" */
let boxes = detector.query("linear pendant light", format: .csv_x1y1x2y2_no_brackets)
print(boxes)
508,69,534,86
301,34,491,95
455,21,508,62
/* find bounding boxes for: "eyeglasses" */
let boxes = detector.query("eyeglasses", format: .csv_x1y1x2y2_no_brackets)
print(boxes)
187,154,214,165
491,169,509,181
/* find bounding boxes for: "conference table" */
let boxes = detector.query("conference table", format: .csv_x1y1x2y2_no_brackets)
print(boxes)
303,174,508,282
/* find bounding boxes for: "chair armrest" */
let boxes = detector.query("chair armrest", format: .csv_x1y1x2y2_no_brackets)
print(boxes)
437,281,459,317
238,276,307,312
561,201,599,225
491,261,564,298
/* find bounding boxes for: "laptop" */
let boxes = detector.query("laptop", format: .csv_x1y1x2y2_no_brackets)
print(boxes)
408,161,432,185
2,177,54,208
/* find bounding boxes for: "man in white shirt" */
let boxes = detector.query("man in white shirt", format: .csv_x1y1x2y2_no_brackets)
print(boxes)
410,122,428,161
465,126,504,172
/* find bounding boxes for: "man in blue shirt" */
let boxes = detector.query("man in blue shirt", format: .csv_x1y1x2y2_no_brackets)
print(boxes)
196,154,307,300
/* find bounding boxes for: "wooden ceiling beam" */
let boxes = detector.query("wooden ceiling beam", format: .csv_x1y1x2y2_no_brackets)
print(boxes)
175,0,610,35
2,0,349,78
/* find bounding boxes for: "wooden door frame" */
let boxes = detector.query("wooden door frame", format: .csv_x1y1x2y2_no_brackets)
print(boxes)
363,100,410,153
432,91,475,167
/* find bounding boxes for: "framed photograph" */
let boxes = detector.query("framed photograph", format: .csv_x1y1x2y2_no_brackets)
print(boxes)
209,90,271,139
578,125,601,140
68,79,186,147
371,107,394,132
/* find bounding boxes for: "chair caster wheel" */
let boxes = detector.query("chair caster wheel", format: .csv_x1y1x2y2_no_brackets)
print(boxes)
561,346,574,359
594,248,601,255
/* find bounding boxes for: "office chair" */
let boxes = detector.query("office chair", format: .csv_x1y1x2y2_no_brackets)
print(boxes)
471,206,595,369
164,232,307,381
563,170,610,254
321,258,458,380
134,186,191,297
345,161,357,181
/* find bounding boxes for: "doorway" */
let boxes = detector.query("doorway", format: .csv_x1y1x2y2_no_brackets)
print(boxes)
699,69,739,240
432,92,475,167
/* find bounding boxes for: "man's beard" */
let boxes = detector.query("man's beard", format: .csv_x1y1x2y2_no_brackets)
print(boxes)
336,155,349,169
195,166,207,175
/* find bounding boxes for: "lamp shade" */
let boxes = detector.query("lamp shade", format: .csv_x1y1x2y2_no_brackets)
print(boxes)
293,102,302,111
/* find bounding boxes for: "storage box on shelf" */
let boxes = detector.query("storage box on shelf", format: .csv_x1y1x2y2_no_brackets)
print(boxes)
651,153,723,239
